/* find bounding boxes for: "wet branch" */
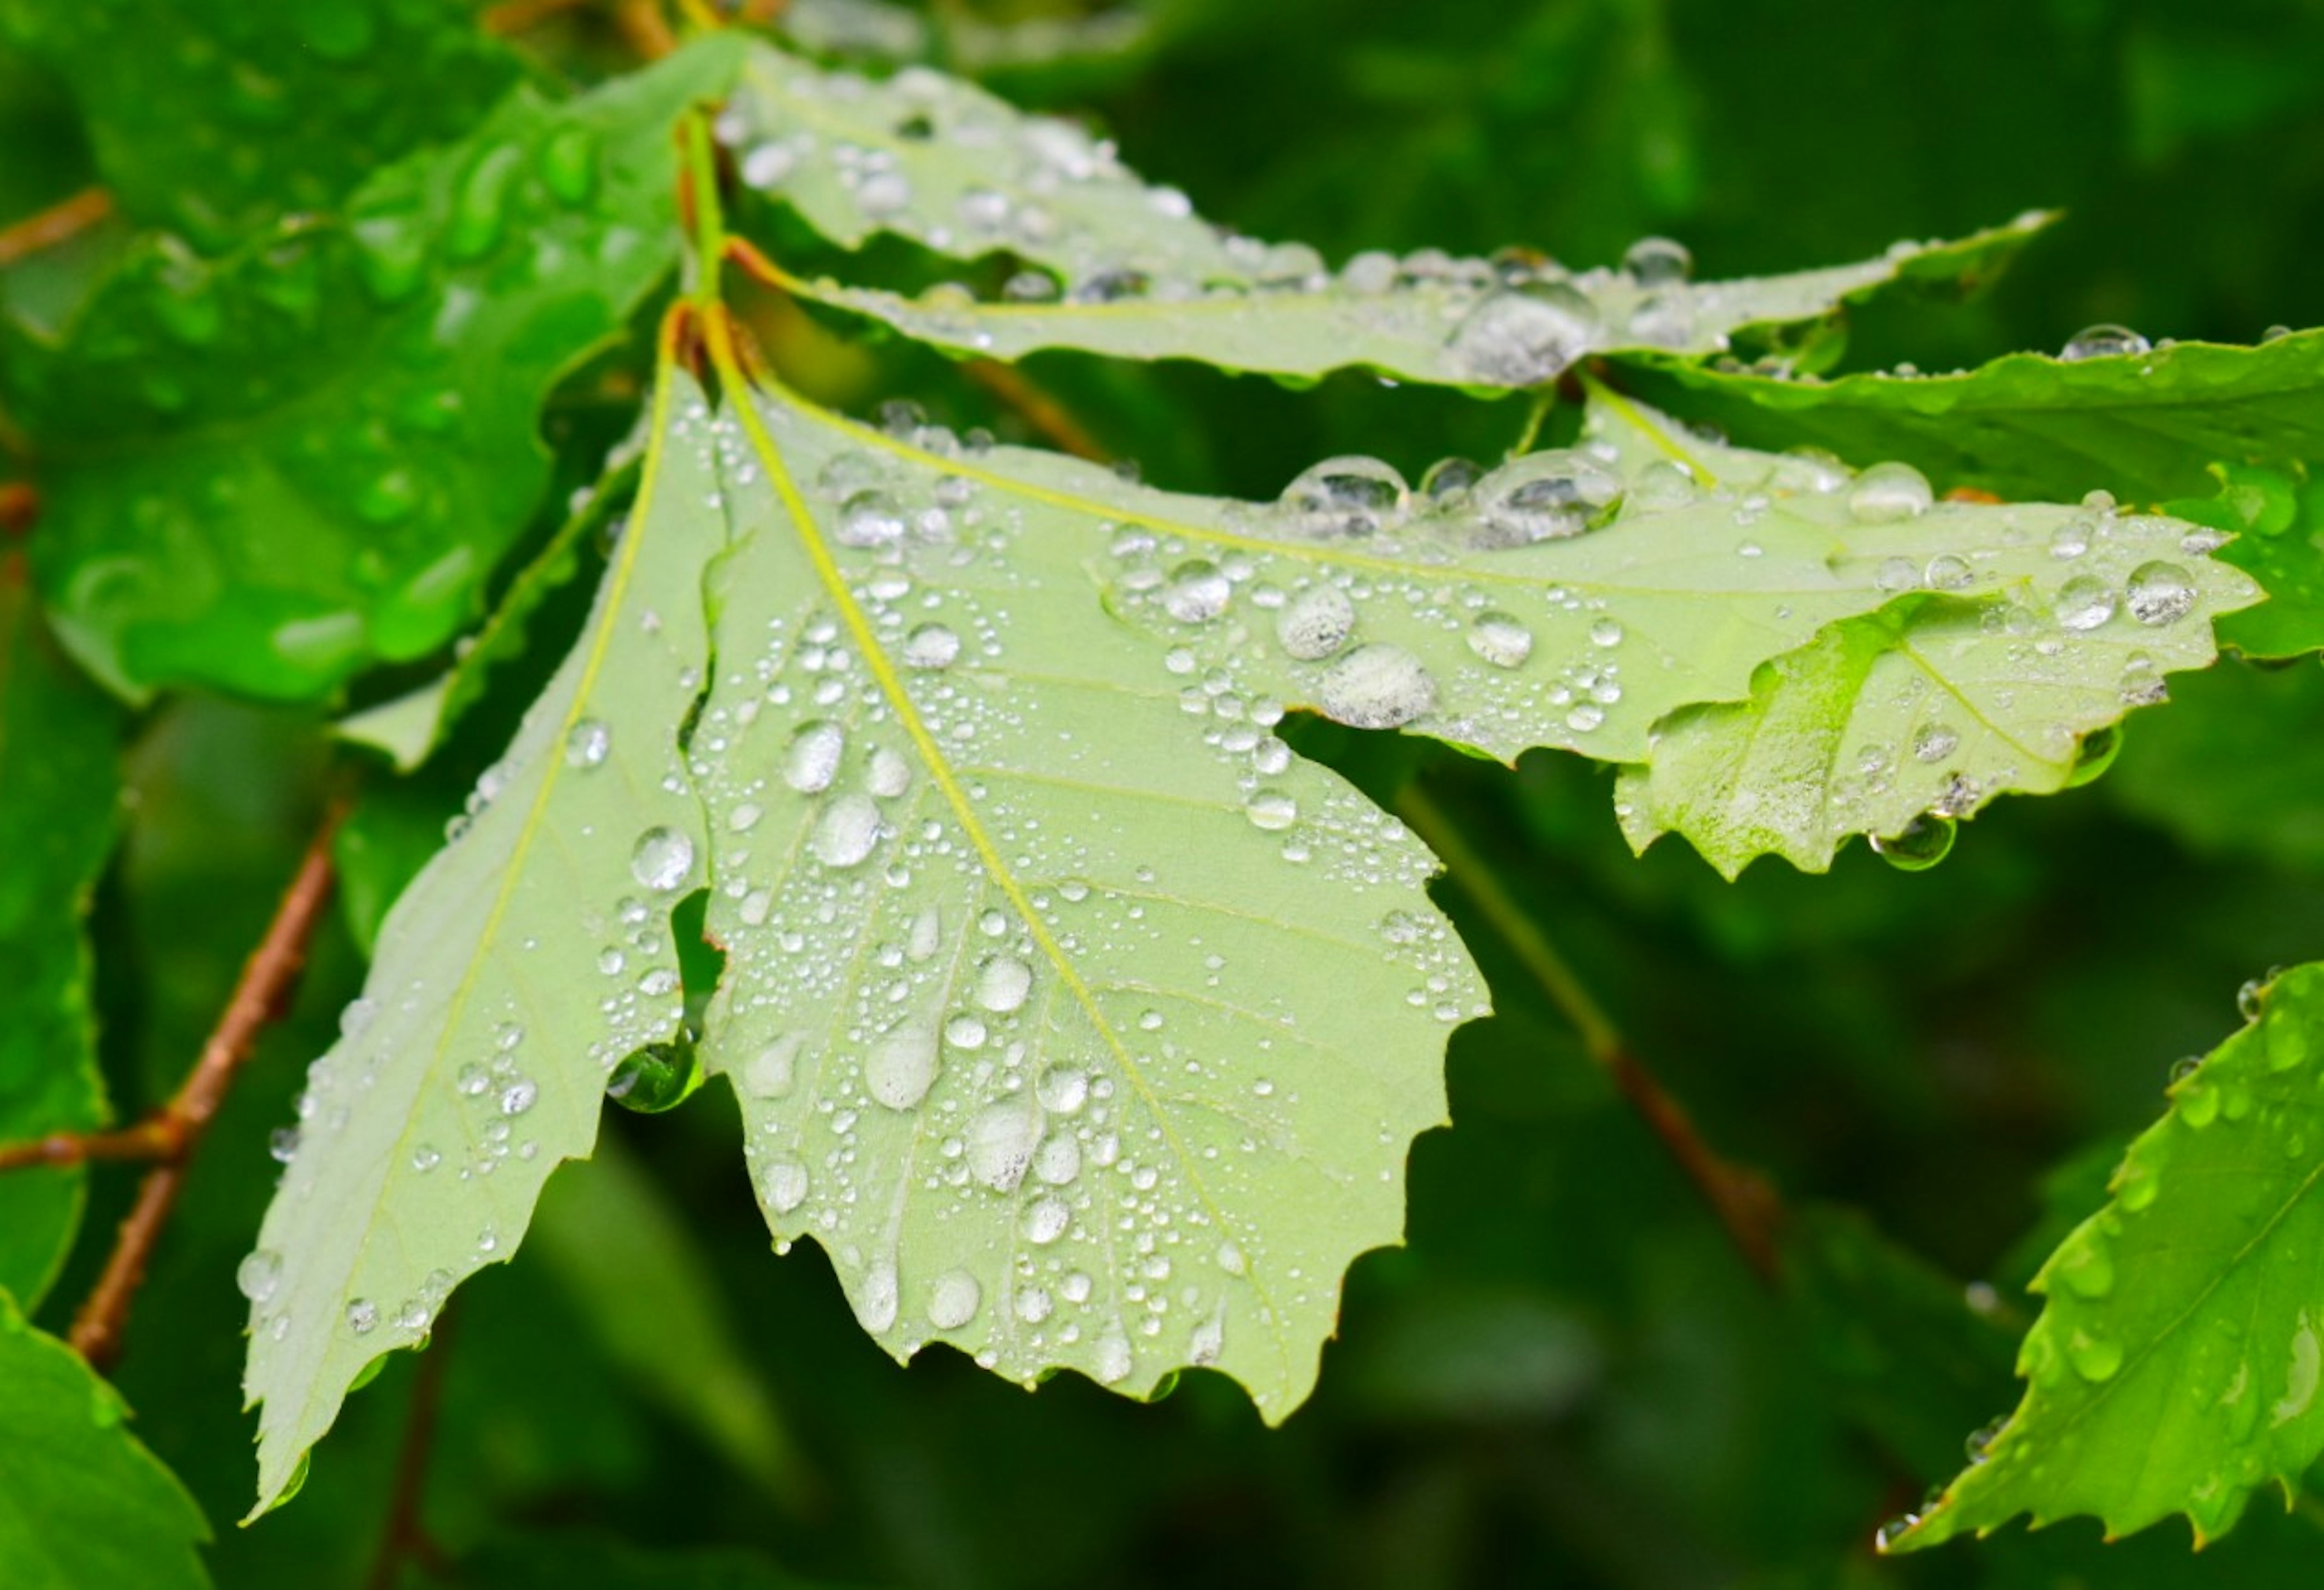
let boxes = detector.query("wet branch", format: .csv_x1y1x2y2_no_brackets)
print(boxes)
1396,780,1784,1283
0,186,113,268
31,807,345,1368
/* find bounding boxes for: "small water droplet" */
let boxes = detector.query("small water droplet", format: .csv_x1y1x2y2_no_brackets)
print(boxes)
564,719,611,768
903,624,961,669
630,827,695,892
1622,235,1692,285
1162,560,1232,624
346,1298,379,1336
974,955,1034,1013
812,793,883,868
1849,462,1933,523
1466,611,1534,668
237,1250,283,1304
1912,724,1960,763
2054,576,2116,632
928,1269,981,1329
1244,789,1298,831
2061,323,2150,362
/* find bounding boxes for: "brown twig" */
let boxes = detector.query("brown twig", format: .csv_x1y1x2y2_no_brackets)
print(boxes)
59,806,344,1368
0,186,114,268
363,1309,458,1590
612,0,678,57
0,483,36,538
479,0,593,35
1396,780,1784,1283
965,360,1111,463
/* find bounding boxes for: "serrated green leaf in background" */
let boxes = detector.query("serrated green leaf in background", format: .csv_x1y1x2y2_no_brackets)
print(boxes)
240,361,724,1514
1613,330,2324,513
0,1289,211,1589
2106,658,2324,872
720,43,2043,388
2162,460,2324,659
688,336,1488,1415
0,555,120,1308
0,0,519,252
1890,961,2324,1551
7,37,740,702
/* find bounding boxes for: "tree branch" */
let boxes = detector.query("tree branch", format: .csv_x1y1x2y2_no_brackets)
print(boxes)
963,360,1111,463
60,805,343,1369
1396,780,1785,1283
0,186,113,268
364,1309,458,1590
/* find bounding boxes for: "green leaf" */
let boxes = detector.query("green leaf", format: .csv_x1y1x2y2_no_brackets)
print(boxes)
0,1289,211,1589
0,556,120,1307
1610,435,2257,876
721,44,2043,387
1611,330,2324,509
1,0,519,251
686,358,1488,1416
8,38,741,702
239,365,726,1515
2164,461,2324,659
1888,960,2324,1551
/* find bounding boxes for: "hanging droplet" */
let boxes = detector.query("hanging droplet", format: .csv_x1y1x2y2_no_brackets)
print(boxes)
607,1037,700,1113
2065,724,2121,787
1869,815,1956,872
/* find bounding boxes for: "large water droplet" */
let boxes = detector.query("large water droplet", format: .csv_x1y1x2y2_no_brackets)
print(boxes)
783,721,846,793
928,1269,982,1330
1162,560,1231,624
812,793,883,868
2055,576,2116,632
866,1021,938,1110
974,955,1034,1013
2061,324,2150,362
904,624,961,669
1848,462,1933,522
1869,815,1955,872
2125,561,2196,626
745,1036,802,1098
837,489,907,549
1244,790,1298,831
1319,644,1436,729
1447,283,1599,386
1470,451,1621,543
237,1250,282,1304
856,1261,900,1332
1622,235,1692,285
1276,456,1408,538
761,1159,809,1214
1275,584,1356,661
967,1102,1042,1191
630,827,695,892
1466,611,1534,668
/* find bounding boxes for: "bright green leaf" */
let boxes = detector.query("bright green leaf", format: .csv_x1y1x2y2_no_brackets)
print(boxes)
721,44,2043,387
0,557,119,1307
1889,961,2324,1551
239,366,726,1515
0,1289,211,1589
1612,330,2324,509
9,38,740,702
2164,461,2324,658
1,0,518,251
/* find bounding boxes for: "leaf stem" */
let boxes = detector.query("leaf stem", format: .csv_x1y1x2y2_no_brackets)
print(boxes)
1395,779,1782,1282
50,804,343,1369
964,359,1111,462
680,108,729,315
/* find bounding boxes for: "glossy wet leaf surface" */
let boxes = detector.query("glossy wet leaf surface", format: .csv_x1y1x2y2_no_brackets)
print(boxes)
2,0,518,251
0,558,118,1307
5,38,739,701
721,44,2043,388
1891,961,2324,1549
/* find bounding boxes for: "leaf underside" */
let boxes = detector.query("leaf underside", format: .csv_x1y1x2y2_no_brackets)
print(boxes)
721,43,2044,388
1892,962,2324,1551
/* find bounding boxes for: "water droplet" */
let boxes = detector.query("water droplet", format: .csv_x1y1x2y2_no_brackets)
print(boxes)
1275,584,1356,661
745,1036,801,1098
1912,724,1960,763
2050,520,2091,560
565,718,610,768
867,746,911,798
346,1298,379,1336
783,721,846,793
741,141,796,188
1025,1197,1071,1245
2055,1229,2115,1299
237,1250,282,1303
761,1159,809,1214
1448,283,1599,386
2066,1328,2123,1381
2054,576,2116,632
1319,644,1436,729
856,1261,900,1332
1589,617,1624,648
967,1102,1041,1191
837,489,906,549
1622,235,1692,285
1037,1065,1088,1113
411,1144,441,1173
903,624,961,669
1094,1324,1134,1384
974,955,1034,1013
1870,816,1955,872
500,1079,537,1116
2125,561,2196,626
1244,790,1298,831
1162,560,1232,624
1471,450,1621,543
2061,324,2150,362
866,1021,938,1110
1277,456,1408,538
1466,610,1534,668
2066,725,2121,787
630,827,695,891
812,793,883,868
1849,462,1934,522
928,1269,981,1329
1924,553,1974,591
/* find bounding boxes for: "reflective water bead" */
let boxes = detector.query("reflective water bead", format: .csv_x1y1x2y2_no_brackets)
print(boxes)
1244,789,1298,831
564,718,611,769
866,1021,938,1110
812,793,883,868
1869,815,1956,872
2125,561,2196,626
2054,576,2116,631
1621,235,1692,285
2060,323,2150,362
1466,610,1534,668
903,624,962,669
1471,450,1621,543
1447,283,1599,386
629,826,695,892
1162,560,1232,624
1849,462,1933,522
1912,723,1960,763
974,954,1034,1013
1276,456,1408,538
237,1250,283,1304
836,489,907,549
783,721,846,793
928,1269,982,1330
1319,644,1436,729
1275,584,1356,661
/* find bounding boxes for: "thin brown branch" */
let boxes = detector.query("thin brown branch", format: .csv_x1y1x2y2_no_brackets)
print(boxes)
364,1309,458,1590
62,805,344,1369
1396,780,1784,1283
0,483,36,538
612,0,678,57
0,186,114,268
965,359,1111,463
479,0,592,35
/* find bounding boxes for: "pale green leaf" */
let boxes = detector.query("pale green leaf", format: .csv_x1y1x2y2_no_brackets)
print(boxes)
721,44,2043,387
686,364,1489,1416
0,1289,211,1590
239,369,726,1514
1888,961,2324,1551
